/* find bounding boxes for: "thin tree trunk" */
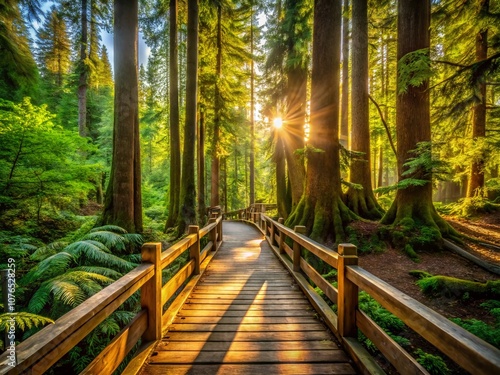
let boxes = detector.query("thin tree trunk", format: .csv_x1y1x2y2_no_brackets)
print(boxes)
275,134,287,219
345,0,382,219
198,107,206,220
340,0,349,147
177,0,199,234
166,0,181,229
101,0,142,233
78,0,88,137
249,3,255,205
467,0,489,198
211,5,222,208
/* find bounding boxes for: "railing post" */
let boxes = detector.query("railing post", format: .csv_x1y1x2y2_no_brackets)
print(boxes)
337,243,358,338
188,226,200,275
269,221,276,246
278,218,285,254
293,226,306,272
141,243,162,341
217,217,223,242
209,217,217,251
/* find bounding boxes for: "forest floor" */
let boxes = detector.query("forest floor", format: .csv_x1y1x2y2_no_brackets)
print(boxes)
356,211,500,374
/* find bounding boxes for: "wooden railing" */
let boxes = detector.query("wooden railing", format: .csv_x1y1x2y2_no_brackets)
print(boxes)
234,206,500,375
0,215,223,375
224,203,277,222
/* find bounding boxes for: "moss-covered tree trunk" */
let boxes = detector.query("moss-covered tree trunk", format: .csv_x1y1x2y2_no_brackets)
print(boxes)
198,107,206,221
177,0,199,235
274,133,288,220
467,0,489,198
345,0,383,220
340,0,349,148
381,0,452,246
166,0,181,229
287,0,355,243
101,0,142,233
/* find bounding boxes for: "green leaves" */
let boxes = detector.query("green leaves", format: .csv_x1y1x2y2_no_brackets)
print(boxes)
0,312,54,333
397,48,433,94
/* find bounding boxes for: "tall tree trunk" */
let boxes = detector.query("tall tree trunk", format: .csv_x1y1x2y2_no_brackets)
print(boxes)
467,0,489,198
198,107,206,220
381,0,453,246
345,0,383,219
166,0,181,229
78,0,88,137
275,134,288,219
340,0,349,147
222,157,228,212
211,5,222,207
249,3,255,205
101,0,142,233
177,0,199,234
287,0,354,242
284,65,307,208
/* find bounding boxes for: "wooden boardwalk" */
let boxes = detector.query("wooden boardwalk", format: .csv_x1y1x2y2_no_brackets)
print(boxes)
138,222,357,375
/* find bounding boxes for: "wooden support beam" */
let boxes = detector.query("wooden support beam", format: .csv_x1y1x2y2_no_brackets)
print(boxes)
188,226,201,275
141,243,162,342
293,226,306,272
337,243,358,339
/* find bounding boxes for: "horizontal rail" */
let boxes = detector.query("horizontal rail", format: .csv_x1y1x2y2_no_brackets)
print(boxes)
235,206,500,375
0,215,224,375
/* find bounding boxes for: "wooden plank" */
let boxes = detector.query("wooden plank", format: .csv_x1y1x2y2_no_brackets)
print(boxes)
167,323,326,332
121,341,158,375
188,292,305,299
140,363,356,375
347,265,500,374
161,259,195,305
356,310,428,375
162,331,333,342
300,258,338,304
172,316,319,325
180,303,309,311
176,309,313,318
185,298,310,305
155,340,338,351
81,310,148,375
141,243,162,342
160,235,196,268
0,264,154,374
148,349,349,364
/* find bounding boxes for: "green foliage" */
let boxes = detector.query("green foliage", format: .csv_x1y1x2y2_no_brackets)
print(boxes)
447,196,499,218
398,48,433,94
414,349,450,375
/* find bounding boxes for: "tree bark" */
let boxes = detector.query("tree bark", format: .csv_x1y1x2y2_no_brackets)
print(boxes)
78,0,88,137
211,5,222,208
345,0,383,219
198,107,206,221
249,4,255,205
340,0,349,147
177,0,199,234
287,0,354,242
166,0,181,229
101,0,142,233
381,0,453,246
275,133,288,220
467,0,489,198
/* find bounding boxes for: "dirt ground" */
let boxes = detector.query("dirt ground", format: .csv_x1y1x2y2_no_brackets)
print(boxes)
356,211,500,374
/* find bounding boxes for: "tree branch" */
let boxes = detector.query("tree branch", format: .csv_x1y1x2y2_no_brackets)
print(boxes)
368,94,397,158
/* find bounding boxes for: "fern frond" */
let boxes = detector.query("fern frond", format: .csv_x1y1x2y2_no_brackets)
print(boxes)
71,266,123,279
83,231,128,251
98,317,120,336
0,312,54,332
65,240,135,271
112,310,136,325
30,242,67,261
20,252,74,285
90,225,128,234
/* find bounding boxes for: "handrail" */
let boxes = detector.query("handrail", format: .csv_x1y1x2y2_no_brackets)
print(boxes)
232,206,500,375
0,215,223,375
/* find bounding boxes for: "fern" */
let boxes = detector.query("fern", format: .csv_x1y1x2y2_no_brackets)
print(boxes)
398,48,433,94
90,225,128,235
70,266,123,279
0,312,54,332
30,241,67,261
64,240,136,271
20,252,74,285
415,349,450,375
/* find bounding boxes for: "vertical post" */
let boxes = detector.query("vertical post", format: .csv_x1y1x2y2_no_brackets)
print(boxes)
188,225,200,275
293,226,306,272
337,243,358,338
209,217,217,251
141,243,162,341
269,221,276,246
217,216,223,242
278,218,285,254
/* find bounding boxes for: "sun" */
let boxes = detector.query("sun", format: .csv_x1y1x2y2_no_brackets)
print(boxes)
273,117,283,129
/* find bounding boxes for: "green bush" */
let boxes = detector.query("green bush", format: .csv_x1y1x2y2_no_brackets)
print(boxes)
415,349,450,375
